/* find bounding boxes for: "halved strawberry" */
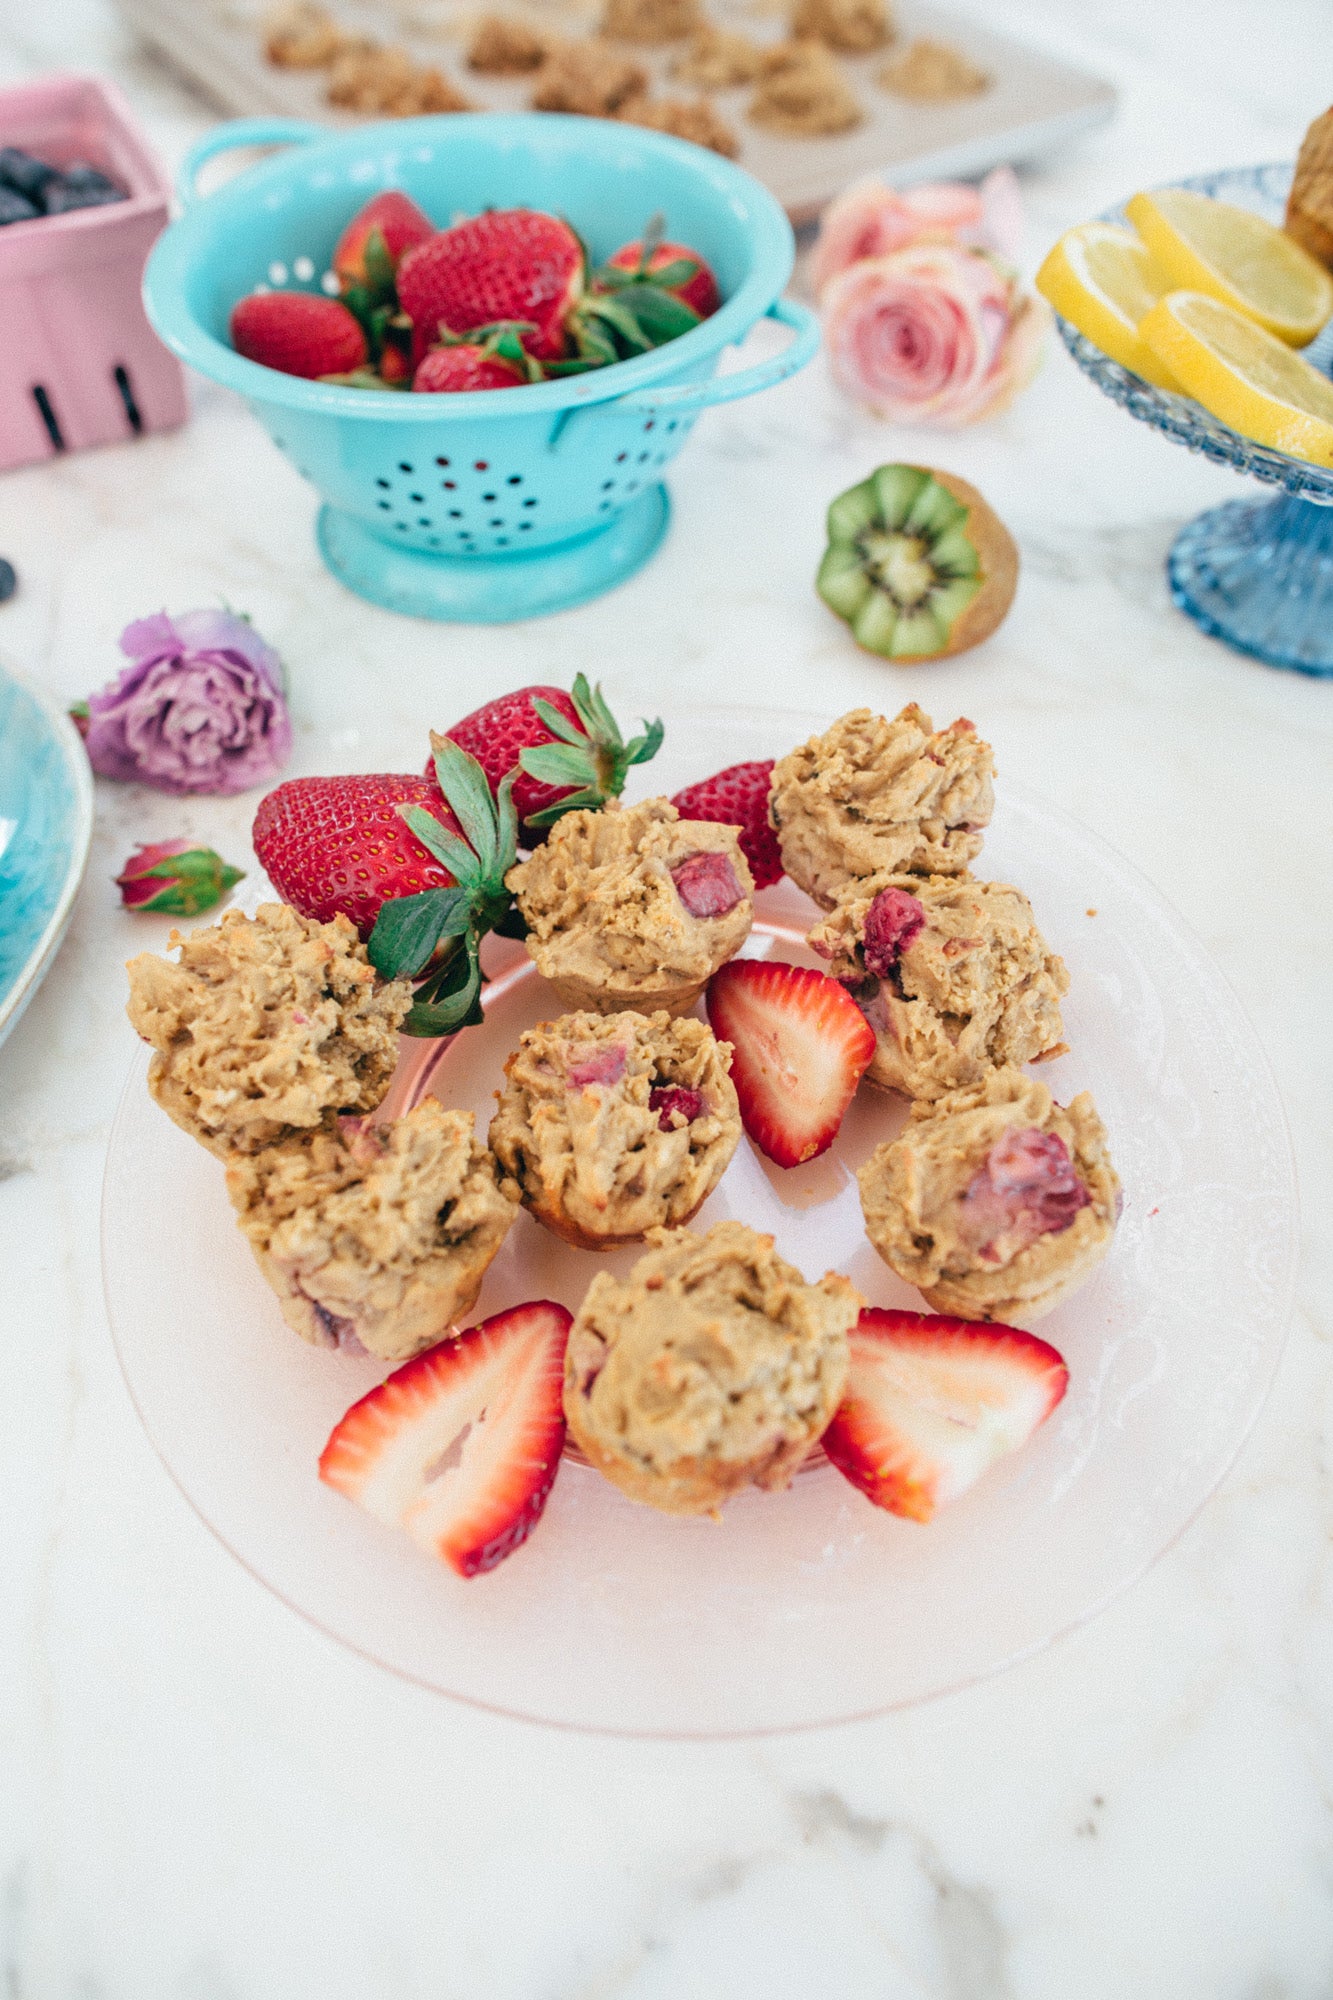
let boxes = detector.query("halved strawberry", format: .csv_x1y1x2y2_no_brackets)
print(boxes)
822,1309,1069,1524
319,1300,573,1577
705,958,875,1167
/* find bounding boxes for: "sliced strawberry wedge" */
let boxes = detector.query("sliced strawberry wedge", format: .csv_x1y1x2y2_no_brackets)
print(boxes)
319,1300,573,1576
705,958,875,1167
823,1309,1069,1524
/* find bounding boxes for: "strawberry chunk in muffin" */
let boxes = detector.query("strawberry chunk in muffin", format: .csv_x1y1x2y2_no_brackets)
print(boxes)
489,1010,740,1249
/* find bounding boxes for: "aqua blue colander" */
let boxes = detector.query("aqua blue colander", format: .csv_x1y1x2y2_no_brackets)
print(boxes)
143,113,819,622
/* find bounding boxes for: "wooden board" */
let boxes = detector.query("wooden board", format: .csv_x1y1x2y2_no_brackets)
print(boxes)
115,0,1116,223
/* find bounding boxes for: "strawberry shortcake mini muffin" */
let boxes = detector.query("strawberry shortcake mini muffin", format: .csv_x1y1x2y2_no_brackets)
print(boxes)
126,904,411,1159
507,797,753,1016
563,1219,861,1516
225,1099,519,1362
768,705,995,908
489,1010,741,1250
808,874,1069,1100
858,1067,1119,1323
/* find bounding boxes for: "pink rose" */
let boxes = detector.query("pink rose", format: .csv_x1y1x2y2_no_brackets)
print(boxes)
822,241,1049,427
810,166,1023,299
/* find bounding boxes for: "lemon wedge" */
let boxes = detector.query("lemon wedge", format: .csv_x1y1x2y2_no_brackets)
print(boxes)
1139,291,1333,465
1036,222,1179,388
1126,187,1333,346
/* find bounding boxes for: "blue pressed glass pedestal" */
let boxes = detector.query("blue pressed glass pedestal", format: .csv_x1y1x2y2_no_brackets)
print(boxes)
1058,163,1333,679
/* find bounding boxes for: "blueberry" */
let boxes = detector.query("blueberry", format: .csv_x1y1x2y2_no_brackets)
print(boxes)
59,160,122,194
43,181,126,215
0,146,56,201
0,559,16,603
0,187,38,226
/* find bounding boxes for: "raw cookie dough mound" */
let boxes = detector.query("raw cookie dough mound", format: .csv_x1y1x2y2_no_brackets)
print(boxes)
467,13,551,72
879,36,988,100
491,1009,740,1249
530,39,647,114
809,874,1068,1099
126,904,411,1159
858,1067,1119,1323
619,93,740,157
791,0,893,56
670,25,764,87
602,0,701,43
768,705,994,908
747,41,863,138
226,1100,519,1363
564,1219,861,1515
508,797,754,1016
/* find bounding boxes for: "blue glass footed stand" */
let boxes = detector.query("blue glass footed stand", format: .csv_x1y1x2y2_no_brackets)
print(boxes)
1058,162,1333,678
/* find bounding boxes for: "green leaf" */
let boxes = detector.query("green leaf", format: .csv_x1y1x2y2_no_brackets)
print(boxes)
605,283,701,348
399,804,479,884
520,741,597,787
529,696,587,748
494,770,519,876
362,226,396,302
589,264,635,292
542,357,602,377
428,739,501,873
583,293,653,356
402,937,484,1037
367,886,470,980
645,258,698,290
522,784,605,828
624,715,664,767
570,673,618,746
319,368,405,391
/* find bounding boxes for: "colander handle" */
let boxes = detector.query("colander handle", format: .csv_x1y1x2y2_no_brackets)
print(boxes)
612,296,820,414
175,119,325,209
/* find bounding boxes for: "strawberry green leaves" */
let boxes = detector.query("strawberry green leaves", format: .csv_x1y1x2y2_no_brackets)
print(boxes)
368,738,520,1037
520,673,664,828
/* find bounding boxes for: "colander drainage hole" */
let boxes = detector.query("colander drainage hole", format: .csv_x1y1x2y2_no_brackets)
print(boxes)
376,478,390,489
474,460,488,471
666,421,678,433
637,451,649,464
378,500,391,511
482,491,497,502
615,451,627,463
435,456,450,467
643,420,655,432
418,516,432,527
601,479,614,491
496,537,509,546
399,461,414,473
523,498,538,508
519,522,532,532
507,474,522,486
489,517,503,527
598,500,611,512
448,509,462,518
409,492,424,503
442,480,457,490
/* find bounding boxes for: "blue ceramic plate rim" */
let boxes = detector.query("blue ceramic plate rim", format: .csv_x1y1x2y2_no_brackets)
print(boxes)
0,664,93,1051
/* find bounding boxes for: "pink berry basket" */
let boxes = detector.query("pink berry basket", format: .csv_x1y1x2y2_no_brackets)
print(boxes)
0,72,186,470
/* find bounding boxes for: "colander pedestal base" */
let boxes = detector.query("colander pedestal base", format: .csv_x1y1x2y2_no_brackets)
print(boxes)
316,486,670,624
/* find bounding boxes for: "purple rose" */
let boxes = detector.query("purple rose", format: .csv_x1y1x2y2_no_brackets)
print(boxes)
83,609,292,795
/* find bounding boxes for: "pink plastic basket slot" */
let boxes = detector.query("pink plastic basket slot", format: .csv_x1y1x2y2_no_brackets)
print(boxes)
0,72,186,470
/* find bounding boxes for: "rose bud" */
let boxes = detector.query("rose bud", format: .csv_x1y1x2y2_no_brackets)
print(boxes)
115,841,244,916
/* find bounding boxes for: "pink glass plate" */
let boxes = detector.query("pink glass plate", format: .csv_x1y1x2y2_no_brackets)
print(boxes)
101,707,1297,1736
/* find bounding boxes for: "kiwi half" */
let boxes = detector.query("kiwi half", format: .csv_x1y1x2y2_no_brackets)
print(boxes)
816,464,1019,662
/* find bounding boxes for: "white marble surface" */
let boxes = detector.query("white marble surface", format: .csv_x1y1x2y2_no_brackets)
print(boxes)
2,0,1331,1991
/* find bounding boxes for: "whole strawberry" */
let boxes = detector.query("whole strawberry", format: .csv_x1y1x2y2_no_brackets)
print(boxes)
333,190,436,291
603,236,720,320
396,208,584,363
230,291,367,379
441,675,663,840
413,343,527,393
253,772,460,937
671,759,782,889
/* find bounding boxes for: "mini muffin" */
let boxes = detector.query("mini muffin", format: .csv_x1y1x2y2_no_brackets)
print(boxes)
126,904,411,1159
564,1220,861,1516
490,1010,740,1250
809,873,1068,1099
768,705,995,908
858,1067,1119,1323
507,797,754,1016
225,1100,519,1363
